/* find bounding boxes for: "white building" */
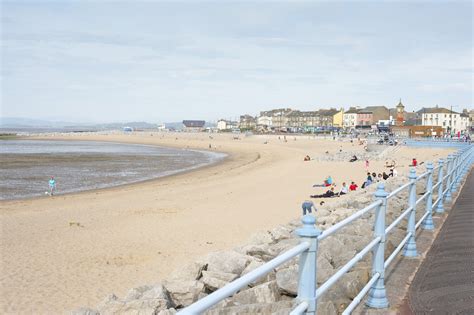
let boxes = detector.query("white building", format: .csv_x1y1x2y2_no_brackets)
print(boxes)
421,107,469,133
217,119,238,131
342,107,359,129
257,115,273,128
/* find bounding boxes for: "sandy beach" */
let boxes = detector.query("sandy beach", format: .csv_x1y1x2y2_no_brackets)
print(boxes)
0,132,454,314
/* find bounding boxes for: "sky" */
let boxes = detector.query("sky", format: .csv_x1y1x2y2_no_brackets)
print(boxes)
1,1,473,123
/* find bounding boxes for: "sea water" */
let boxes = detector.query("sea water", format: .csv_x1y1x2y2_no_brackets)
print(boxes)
0,140,225,200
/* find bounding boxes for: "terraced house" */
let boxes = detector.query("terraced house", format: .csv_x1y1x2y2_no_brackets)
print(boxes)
421,106,470,133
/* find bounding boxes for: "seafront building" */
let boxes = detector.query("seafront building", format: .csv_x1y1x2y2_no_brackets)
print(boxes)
214,101,472,135
421,106,470,133
217,119,239,131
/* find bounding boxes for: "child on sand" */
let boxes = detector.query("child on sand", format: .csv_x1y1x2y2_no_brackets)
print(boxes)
48,177,56,196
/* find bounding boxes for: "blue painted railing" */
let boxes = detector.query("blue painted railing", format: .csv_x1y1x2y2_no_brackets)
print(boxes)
178,144,474,315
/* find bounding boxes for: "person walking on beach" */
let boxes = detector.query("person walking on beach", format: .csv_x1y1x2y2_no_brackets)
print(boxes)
48,176,56,196
365,160,369,171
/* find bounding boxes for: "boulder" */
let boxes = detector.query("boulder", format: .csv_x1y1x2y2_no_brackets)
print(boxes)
232,281,281,305
267,238,300,257
269,225,292,242
317,301,338,315
71,307,100,315
204,301,294,315
98,285,173,315
275,265,298,296
341,268,370,299
201,270,238,291
168,261,207,281
240,244,273,261
240,259,275,287
317,255,334,284
204,251,253,275
157,309,177,315
247,231,275,245
163,280,205,308
97,294,125,314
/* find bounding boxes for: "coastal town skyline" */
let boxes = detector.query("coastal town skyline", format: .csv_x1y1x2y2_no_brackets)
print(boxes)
2,1,472,123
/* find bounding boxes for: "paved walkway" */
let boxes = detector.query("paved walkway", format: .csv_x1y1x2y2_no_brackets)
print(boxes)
407,169,474,314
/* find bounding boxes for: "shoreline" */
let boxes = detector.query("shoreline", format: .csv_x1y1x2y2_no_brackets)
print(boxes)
0,137,231,203
0,132,455,314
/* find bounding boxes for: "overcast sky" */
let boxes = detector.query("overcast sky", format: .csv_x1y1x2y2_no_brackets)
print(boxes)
1,1,473,123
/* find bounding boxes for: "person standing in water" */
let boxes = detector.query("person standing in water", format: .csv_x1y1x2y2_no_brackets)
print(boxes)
48,176,56,196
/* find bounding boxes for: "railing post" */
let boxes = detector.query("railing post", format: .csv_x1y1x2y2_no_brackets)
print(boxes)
445,154,453,203
296,215,321,315
366,183,389,308
436,159,445,213
422,162,434,230
450,152,459,193
403,168,418,257
454,150,465,189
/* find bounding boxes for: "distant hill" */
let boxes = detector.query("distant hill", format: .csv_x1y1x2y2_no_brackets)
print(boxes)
1,117,216,131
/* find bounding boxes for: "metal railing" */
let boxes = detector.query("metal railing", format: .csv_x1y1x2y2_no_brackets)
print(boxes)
178,144,474,315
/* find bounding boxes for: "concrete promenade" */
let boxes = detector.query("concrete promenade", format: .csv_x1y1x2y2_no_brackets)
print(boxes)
407,169,474,314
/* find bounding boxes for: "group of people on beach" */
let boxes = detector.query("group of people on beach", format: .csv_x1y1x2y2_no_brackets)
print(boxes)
309,158,403,201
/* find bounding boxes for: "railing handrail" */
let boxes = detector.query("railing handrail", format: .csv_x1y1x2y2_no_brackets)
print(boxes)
178,144,473,315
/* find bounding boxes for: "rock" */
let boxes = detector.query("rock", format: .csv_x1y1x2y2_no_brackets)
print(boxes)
240,244,273,261
71,307,100,315
232,281,281,304
157,309,177,315
98,285,173,315
201,270,238,291
317,301,337,315
342,268,370,299
97,294,125,314
124,285,154,301
269,225,292,242
267,238,300,257
168,261,207,281
247,231,275,245
276,265,298,296
164,280,205,308
240,259,275,286
204,300,294,315
317,255,334,284
204,251,253,275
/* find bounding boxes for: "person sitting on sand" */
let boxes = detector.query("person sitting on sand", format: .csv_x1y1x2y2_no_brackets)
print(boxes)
385,159,396,168
313,175,333,187
411,158,418,167
383,172,389,180
361,173,373,188
310,187,336,198
48,176,56,196
301,200,316,215
349,155,358,162
389,168,398,177
304,155,311,161
349,181,358,191
339,182,349,196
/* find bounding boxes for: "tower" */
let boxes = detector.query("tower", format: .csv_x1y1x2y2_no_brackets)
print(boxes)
396,99,405,126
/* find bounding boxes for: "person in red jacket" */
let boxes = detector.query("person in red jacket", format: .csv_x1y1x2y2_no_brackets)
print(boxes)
349,181,358,191
411,158,418,167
